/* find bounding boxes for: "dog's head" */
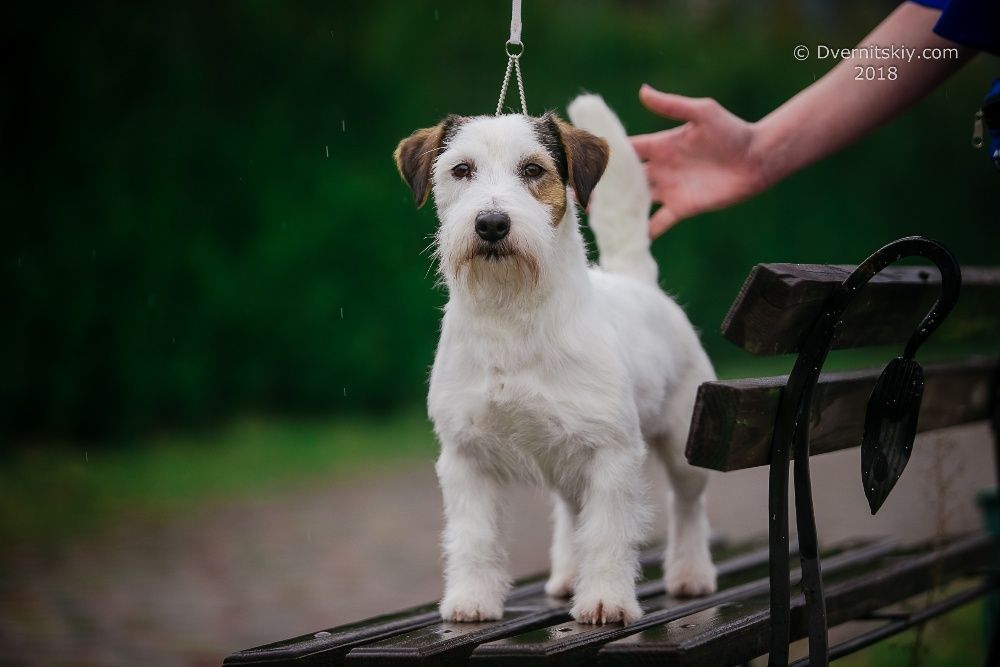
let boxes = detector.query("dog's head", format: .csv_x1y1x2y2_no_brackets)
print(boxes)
394,113,609,298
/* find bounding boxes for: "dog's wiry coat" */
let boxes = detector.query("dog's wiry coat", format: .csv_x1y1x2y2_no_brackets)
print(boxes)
395,95,717,625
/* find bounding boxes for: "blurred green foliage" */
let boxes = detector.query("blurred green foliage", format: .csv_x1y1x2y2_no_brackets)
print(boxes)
4,1,998,439
836,598,986,666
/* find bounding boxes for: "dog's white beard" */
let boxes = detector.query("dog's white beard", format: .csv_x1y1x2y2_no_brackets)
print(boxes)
438,236,545,307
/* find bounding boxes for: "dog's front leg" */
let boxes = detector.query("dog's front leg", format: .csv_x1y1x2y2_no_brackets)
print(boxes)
436,448,509,622
545,492,577,598
571,444,645,625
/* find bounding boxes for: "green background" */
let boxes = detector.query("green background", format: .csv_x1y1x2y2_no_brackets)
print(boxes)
4,1,997,439
2,3,997,663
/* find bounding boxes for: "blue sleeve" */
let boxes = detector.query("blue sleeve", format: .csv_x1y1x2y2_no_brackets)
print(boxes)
909,0,1000,55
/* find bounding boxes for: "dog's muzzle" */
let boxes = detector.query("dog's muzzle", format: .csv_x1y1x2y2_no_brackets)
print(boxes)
475,211,510,243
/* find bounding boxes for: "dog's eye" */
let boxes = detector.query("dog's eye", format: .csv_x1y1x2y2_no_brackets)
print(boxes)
451,163,471,179
521,163,544,179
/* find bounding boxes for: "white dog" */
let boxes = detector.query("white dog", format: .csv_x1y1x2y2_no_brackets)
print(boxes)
394,95,716,626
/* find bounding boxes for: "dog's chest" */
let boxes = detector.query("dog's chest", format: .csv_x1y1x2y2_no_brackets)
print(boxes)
466,362,572,438
428,305,634,483
460,365,587,479
431,341,622,461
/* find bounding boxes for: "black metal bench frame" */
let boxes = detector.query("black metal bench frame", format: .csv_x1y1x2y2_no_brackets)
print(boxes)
760,236,997,666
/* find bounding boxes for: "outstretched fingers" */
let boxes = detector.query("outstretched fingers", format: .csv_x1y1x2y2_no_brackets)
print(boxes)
629,133,656,160
649,205,681,238
639,84,710,123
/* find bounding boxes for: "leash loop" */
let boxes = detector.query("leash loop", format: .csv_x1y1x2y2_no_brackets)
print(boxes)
495,0,527,115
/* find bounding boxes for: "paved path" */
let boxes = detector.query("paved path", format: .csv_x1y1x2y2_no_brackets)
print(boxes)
0,423,993,666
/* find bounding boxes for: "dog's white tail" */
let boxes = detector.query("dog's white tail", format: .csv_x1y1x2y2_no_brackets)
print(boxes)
567,94,657,285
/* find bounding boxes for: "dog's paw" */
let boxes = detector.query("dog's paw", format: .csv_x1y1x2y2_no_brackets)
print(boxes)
571,590,642,625
665,557,717,598
544,573,575,599
440,592,505,623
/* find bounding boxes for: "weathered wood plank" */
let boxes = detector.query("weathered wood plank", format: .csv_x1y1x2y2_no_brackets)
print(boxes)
342,542,773,666
221,604,441,667
596,532,993,667
686,356,998,472
220,545,686,666
722,264,1000,356
470,540,894,666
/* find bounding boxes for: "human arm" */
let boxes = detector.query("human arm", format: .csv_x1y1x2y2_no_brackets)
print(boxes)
631,2,975,237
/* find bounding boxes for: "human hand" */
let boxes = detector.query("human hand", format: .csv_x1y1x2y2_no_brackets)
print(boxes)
630,84,768,237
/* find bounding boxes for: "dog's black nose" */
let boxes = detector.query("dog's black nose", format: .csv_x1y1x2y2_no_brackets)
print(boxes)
475,212,510,243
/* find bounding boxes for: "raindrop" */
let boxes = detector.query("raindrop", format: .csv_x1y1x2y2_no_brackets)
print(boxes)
558,627,572,632
325,145,330,158
314,631,332,638
434,8,440,21
681,623,698,629
343,387,347,397
85,451,89,462
340,307,344,319
342,120,346,132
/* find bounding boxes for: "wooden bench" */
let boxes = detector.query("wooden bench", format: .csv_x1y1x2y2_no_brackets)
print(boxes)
222,237,1000,666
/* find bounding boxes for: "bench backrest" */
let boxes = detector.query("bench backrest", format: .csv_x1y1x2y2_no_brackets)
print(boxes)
686,262,1000,471
686,247,1000,667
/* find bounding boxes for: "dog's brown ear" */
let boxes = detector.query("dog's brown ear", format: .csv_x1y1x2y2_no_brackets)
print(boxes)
394,116,461,208
394,125,443,208
553,116,609,209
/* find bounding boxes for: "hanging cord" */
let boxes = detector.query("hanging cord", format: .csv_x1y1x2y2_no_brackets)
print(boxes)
495,0,527,115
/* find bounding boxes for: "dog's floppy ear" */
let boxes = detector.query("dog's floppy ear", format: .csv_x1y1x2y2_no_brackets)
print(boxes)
394,125,443,208
393,116,459,208
551,115,609,209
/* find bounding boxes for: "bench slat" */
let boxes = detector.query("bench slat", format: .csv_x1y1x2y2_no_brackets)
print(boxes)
469,540,895,666
221,605,442,666
222,545,673,666
686,356,998,472
722,264,1000,356
343,542,772,666
596,532,993,666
